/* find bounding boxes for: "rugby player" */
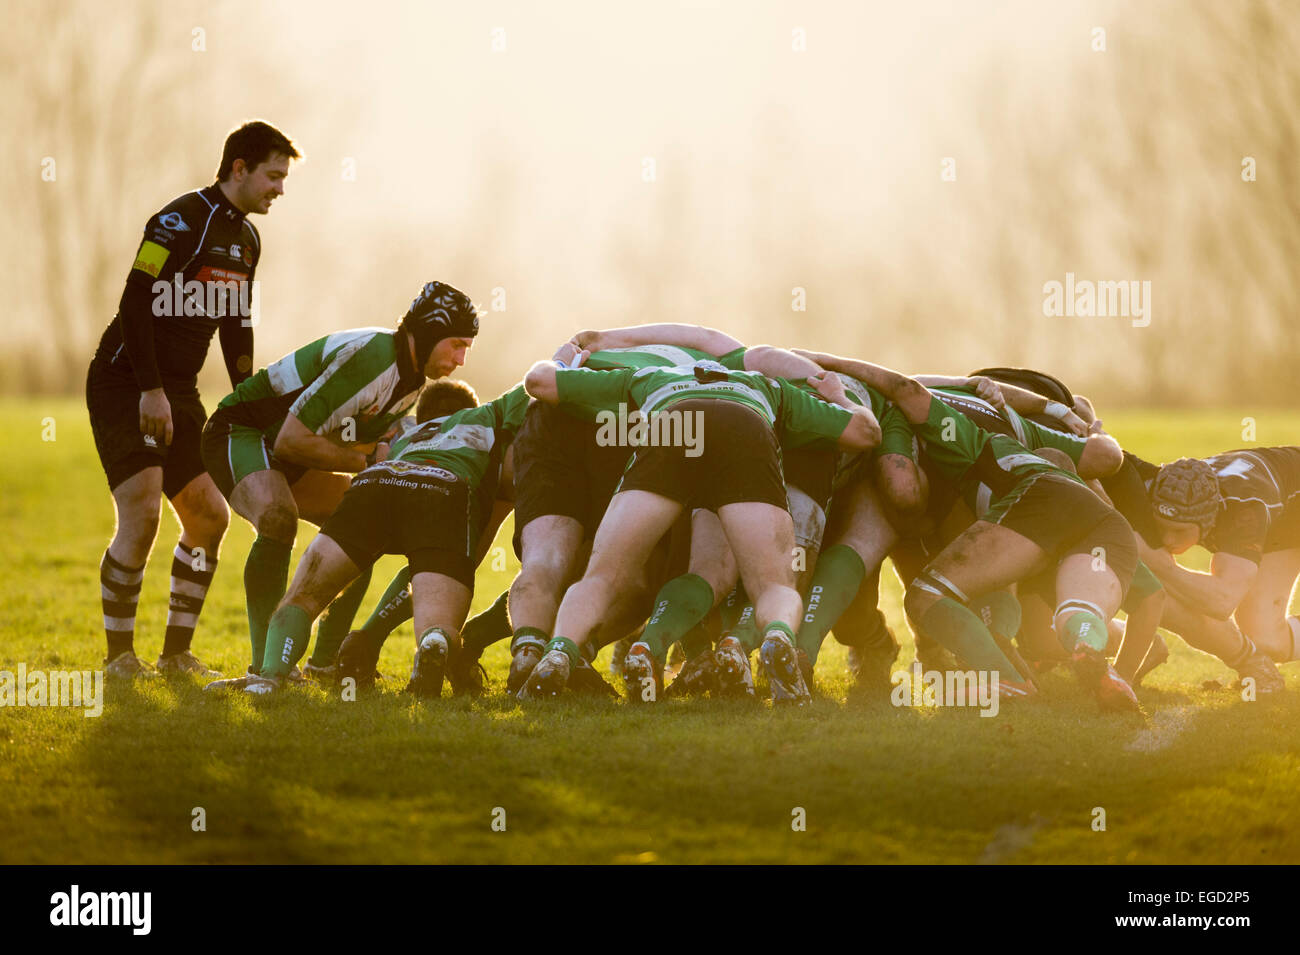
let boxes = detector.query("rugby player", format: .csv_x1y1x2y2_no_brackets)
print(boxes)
517,353,881,703
240,382,529,695
795,350,1143,711
87,121,298,679
200,281,479,689
335,324,754,696
1101,449,1297,690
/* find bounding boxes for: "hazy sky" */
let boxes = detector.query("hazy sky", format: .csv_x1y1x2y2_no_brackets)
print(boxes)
6,0,1296,404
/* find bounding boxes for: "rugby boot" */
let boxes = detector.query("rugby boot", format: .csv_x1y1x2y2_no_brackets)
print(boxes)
300,661,337,684
506,638,546,695
242,674,281,697
337,630,383,690
569,655,620,698
406,630,449,699
664,648,720,698
1132,633,1169,687
1071,644,1141,713
156,650,220,678
759,631,811,705
203,666,257,692
1235,650,1286,695
448,651,489,697
104,651,159,681
621,641,663,702
517,649,571,700
713,636,756,698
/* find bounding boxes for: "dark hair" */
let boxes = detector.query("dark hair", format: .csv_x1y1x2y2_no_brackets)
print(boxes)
416,379,479,423
216,121,300,181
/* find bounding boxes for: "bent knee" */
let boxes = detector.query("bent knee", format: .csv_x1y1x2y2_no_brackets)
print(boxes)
257,504,299,543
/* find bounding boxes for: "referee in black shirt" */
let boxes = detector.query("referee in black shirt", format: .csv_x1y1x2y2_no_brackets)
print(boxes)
86,120,299,679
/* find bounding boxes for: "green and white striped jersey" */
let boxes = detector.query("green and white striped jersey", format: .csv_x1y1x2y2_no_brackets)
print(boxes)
215,328,426,444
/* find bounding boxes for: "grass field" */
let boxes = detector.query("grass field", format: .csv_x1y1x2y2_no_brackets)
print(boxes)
2,399,1298,864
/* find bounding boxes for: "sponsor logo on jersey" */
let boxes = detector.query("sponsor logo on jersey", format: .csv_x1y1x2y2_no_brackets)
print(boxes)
131,240,171,278
375,460,458,482
143,434,158,448
158,211,189,232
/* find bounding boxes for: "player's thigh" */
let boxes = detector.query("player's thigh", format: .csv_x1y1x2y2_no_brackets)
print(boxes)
584,490,683,581
687,508,737,595
286,534,362,618
1235,547,1300,632
167,471,230,540
291,470,354,525
110,466,164,526
921,520,1047,603
716,500,797,594
410,571,473,636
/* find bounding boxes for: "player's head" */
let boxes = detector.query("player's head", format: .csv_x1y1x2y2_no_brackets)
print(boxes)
415,379,479,423
399,281,480,379
217,121,300,214
1150,457,1221,553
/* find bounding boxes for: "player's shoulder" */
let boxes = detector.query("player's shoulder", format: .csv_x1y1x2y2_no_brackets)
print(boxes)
143,187,217,237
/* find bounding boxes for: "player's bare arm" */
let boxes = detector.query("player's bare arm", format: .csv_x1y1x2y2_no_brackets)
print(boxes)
273,413,370,473
806,371,881,451
572,323,744,356
793,349,930,424
1143,547,1257,621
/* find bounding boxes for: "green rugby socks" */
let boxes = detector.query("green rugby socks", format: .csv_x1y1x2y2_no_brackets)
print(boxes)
917,597,1019,676
796,544,866,665
350,566,414,658
261,605,312,680
639,573,715,664
970,590,1022,642
244,536,292,672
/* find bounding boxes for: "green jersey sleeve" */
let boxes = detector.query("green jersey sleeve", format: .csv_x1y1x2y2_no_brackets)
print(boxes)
775,378,854,449
1011,411,1088,465
878,403,918,462
914,393,987,476
555,366,636,414
717,346,748,371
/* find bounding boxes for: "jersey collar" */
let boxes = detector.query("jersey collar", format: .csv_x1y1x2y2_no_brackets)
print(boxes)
203,183,248,222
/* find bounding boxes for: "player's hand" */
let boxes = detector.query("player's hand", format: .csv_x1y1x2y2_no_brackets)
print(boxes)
139,388,173,446
808,371,846,404
1059,410,1089,436
367,441,390,466
570,329,602,351
1087,417,1106,436
969,376,1005,410
553,342,589,368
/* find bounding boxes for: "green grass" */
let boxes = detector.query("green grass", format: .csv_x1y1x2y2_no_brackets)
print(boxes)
1,399,1298,863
